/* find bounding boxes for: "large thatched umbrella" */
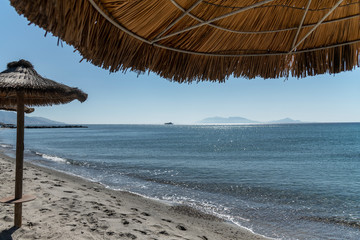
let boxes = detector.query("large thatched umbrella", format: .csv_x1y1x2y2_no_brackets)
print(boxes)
9,0,360,82
0,60,87,228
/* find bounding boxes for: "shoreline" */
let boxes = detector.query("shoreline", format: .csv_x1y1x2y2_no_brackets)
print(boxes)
0,152,268,240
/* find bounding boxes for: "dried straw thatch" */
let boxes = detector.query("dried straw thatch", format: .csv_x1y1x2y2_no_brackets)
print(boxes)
0,105,35,114
10,0,360,82
0,60,87,106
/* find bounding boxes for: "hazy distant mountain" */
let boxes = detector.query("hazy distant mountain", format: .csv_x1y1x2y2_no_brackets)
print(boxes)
267,118,302,124
198,116,259,124
198,116,303,124
0,111,65,125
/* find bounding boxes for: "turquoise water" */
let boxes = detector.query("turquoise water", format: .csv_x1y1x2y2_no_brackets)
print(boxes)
1,123,359,239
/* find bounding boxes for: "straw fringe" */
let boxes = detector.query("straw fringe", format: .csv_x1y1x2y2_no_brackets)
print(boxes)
10,0,360,82
0,105,35,114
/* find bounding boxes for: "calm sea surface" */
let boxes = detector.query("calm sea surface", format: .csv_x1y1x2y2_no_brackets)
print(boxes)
1,124,359,239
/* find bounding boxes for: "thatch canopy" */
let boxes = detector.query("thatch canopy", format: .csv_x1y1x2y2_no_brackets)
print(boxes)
0,60,87,106
10,0,360,82
0,105,35,114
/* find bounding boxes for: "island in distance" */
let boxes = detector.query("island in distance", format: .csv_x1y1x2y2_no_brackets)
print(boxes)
198,116,302,124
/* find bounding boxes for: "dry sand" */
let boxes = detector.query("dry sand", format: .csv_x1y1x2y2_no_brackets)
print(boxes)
0,153,268,240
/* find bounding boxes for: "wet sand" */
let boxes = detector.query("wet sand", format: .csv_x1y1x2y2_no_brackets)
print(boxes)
0,153,268,240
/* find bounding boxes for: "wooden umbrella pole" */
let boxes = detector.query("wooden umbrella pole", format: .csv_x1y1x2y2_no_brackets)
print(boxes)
14,91,25,228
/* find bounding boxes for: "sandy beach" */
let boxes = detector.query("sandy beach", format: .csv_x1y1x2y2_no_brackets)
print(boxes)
0,153,267,240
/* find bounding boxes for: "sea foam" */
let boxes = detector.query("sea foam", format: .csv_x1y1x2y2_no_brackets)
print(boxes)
35,152,68,163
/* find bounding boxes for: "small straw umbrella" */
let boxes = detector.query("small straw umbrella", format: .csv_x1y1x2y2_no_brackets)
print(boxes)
1,105,35,114
0,59,87,228
9,0,360,82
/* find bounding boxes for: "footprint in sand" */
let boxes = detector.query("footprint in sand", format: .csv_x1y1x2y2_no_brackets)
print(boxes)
119,233,137,239
39,208,51,213
176,224,187,231
90,227,99,232
63,190,75,193
161,219,172,223
65,223,77,227
98,221,110,230
3,216,13,222
122,219,130,226
106,211,116,217
92,205,101,210
26,221,37,228
133,229,147,235
87,201,105,207
53,179,65,183
87,215,98,224
132,218,142,224
159,230,169,236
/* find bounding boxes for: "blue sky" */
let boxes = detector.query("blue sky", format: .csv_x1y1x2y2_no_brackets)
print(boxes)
1,2,360,124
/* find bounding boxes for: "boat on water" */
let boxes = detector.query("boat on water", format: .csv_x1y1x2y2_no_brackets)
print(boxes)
164,122,173,125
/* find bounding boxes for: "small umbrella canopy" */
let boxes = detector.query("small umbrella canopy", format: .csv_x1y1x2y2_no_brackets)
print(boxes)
0,60,87,228
9,0,360,82
0,60,87,105
1,105,35,114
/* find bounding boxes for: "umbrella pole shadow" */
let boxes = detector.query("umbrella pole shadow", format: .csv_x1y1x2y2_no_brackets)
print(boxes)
0,226,17,240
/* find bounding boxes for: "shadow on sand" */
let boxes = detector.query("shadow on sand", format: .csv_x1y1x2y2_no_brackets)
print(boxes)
0,227,17,240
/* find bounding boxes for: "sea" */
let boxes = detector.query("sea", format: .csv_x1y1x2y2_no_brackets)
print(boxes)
0,123,359,240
